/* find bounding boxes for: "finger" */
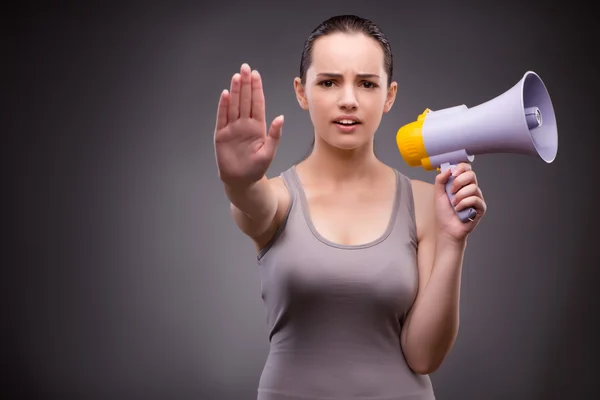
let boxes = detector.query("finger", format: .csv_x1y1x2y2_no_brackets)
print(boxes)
228,73,241,121
434,167,452,185
215,89,229,131
450,170,478,194
251,69,265,122
451,162,472,177
450,183,481,206
239,63,252,118
455,195,487,215
434,167,453,196
263,115,284,158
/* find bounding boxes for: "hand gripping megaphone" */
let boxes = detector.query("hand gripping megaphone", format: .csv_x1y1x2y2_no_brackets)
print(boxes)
396,70,558,222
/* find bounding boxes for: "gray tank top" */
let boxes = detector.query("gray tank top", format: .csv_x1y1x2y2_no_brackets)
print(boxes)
256,165,436,400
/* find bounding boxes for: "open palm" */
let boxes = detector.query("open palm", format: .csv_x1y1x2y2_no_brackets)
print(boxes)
214,63,284,187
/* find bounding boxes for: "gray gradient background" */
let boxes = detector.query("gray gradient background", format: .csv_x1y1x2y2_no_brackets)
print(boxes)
6,1,599,399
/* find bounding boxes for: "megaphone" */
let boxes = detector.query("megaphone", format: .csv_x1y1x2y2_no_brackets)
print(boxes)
396,70,558,222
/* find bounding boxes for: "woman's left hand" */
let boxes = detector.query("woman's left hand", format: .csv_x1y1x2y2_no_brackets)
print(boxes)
434,162,487,243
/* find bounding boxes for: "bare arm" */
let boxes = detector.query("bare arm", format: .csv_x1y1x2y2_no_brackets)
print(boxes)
401,165,486,374
400,204,466,374
226,175,278,238
214,63,286,243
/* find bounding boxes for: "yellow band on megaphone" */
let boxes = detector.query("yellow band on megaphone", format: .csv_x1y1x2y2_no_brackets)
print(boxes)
396,108,435,170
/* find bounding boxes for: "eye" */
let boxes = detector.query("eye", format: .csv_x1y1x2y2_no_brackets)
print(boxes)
362,81,378,89
319,80,334,88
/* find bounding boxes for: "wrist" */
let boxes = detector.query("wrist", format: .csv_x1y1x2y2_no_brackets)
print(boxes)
223,175,265,194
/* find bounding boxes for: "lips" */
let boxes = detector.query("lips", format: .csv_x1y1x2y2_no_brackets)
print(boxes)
333,115,361,126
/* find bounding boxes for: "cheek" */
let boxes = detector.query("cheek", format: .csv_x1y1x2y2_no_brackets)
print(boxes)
357,94,386,117
362,90,387,105
307,95,329,121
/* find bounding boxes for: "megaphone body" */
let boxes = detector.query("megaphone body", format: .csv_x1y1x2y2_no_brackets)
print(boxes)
396,71,558,222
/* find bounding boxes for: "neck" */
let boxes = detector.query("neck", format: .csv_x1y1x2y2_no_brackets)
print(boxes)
299,134,381,184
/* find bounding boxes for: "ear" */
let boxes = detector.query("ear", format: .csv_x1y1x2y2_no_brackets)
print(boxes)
383,81,398,113
293,77,309,110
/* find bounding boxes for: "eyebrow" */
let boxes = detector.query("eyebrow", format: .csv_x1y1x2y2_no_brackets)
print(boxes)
316,73,381,80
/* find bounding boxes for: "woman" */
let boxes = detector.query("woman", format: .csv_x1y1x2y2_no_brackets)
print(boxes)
214,14,486,400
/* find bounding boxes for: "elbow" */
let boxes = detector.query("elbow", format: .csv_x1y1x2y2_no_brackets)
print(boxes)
402,324,459,375
406,342,456,375
408,359,442,375
404,343,451,375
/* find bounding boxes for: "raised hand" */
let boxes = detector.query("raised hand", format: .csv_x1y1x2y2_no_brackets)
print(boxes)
214,63,284,187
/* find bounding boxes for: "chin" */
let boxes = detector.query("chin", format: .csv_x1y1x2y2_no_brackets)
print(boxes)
323,133,371,151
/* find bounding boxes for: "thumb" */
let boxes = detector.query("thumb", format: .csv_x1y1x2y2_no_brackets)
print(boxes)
434,167,452,197
264,115,284,157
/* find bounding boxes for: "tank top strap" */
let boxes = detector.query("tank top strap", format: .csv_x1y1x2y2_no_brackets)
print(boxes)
391,168,418,247
280,167,300,202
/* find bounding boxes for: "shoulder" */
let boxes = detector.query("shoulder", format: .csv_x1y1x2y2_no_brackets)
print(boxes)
269,174,292,218
409,178,434,201
409,178,436,243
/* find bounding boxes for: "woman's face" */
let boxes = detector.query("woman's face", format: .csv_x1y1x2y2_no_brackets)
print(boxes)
294,32,397,151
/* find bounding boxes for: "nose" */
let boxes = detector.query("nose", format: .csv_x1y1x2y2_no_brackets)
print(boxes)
337,85,358,110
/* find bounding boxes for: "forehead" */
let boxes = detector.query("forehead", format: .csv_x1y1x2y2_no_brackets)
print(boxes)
309,32,385,75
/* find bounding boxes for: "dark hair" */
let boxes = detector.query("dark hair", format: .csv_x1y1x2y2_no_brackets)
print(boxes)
300,15,393,87
297,15,393,160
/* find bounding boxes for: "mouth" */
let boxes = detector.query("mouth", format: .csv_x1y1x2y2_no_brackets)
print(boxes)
333,116,361,126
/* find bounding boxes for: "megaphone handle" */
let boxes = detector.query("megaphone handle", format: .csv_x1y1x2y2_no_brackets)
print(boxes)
441,163,478,223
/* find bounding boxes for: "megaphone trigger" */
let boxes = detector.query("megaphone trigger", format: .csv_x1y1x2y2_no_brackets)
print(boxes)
441,162,478,223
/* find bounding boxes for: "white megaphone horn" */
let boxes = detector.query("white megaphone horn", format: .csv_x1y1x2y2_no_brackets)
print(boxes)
396,70,558,223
